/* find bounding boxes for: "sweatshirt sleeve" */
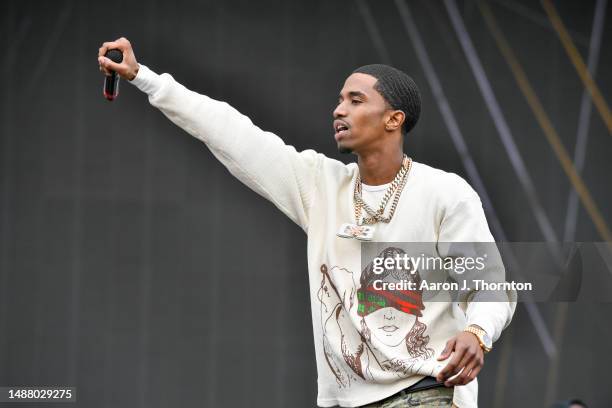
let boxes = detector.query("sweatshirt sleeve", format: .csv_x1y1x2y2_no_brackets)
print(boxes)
436,176,516,343
129,64,322,232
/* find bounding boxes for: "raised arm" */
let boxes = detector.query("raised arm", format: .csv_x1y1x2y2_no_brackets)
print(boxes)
98,38,322,231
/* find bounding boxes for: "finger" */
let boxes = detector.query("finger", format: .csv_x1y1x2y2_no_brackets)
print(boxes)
107,37,131,54
436,346,466,383
448,360,483,387
97,58,114,76
102,40,124,52
465,360,483,383
98,56,122,73
115,37,131,47
442,349,473,386
98,43,112,57
446,355,480,386
98,41,126,61
98,61,112,76
458,353,484,386
437,338,456,361
454,345,478,374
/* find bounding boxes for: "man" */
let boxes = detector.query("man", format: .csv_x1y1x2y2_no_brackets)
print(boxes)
98,37,515,408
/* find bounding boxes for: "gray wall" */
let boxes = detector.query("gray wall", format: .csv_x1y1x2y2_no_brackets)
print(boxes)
1,0,611,407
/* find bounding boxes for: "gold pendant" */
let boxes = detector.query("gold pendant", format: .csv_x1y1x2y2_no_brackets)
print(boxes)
336,223,375,241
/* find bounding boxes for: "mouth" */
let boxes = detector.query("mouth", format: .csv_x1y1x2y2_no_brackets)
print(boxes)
333,120,350,140
380,325,399,333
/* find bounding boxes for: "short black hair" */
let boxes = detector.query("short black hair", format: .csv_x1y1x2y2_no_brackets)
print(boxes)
353,64,421,135
550,399,589,408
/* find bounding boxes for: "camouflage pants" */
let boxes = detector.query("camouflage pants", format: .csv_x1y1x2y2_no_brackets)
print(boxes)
359,386,454,407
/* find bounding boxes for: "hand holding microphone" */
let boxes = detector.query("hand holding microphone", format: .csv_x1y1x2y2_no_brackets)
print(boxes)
102,49,122,100
97,37,140,101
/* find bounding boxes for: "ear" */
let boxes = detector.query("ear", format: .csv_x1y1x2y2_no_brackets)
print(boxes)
385,110,405,132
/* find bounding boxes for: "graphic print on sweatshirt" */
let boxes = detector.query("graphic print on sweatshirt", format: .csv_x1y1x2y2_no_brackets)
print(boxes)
318,247,435,389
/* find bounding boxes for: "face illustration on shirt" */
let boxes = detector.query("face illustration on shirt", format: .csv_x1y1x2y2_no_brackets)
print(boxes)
318,255,435,386
363,304,417,347
357,247,426,349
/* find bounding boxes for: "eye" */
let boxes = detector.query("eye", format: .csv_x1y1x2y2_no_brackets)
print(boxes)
351,99,362,105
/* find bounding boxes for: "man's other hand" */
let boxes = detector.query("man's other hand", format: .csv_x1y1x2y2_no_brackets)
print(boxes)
436,331,484,387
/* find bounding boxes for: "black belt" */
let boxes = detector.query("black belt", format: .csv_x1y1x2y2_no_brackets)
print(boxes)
404,376,446,393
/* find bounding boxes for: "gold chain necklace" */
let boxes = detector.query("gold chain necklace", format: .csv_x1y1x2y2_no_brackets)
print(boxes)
337,155,412,240
354,155,411,225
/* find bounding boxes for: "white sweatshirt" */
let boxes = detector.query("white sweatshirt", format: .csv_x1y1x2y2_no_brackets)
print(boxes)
130,64,515,408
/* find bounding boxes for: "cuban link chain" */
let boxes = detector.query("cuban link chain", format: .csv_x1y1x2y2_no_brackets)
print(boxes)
353,155,412,225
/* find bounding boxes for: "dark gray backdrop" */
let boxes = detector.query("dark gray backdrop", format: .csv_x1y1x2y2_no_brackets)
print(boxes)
1,0,611,407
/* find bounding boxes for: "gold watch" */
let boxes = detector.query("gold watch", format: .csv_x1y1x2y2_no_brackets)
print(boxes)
464,325,492,353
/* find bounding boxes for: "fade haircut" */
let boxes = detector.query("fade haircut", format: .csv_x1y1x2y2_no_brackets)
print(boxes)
352,64,421,135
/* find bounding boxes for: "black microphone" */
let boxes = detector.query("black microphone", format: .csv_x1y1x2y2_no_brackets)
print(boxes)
103,49,123,101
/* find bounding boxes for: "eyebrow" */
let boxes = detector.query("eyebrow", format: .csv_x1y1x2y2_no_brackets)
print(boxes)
338,90,368,99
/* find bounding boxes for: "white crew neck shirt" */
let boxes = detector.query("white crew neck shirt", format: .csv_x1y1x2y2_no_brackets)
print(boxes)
129,64,515,408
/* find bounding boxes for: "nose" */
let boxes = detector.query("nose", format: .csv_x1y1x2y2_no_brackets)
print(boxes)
333,101,347,119
383,309,396,321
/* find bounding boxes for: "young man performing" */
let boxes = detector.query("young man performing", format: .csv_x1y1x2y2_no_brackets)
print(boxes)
98,37,515,408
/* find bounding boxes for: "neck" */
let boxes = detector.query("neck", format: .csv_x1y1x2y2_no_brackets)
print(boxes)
357,149,405,185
